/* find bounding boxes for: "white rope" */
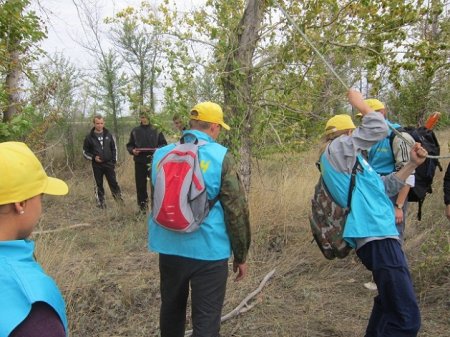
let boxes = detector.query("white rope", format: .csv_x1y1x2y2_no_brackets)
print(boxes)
388,124,450,160
387,124,415,146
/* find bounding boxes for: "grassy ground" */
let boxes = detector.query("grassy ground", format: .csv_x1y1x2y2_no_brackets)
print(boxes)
35,131,450,337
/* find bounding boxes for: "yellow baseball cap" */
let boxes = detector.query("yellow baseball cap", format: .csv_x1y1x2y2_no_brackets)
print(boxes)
0,142,69,205
325,114,356,135
190,102,230,130
364,99,385,111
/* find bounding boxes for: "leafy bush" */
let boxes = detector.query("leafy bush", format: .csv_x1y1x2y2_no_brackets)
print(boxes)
0,105,37,142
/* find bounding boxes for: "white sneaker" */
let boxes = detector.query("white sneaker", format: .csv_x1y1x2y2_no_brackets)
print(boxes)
364,281,378,291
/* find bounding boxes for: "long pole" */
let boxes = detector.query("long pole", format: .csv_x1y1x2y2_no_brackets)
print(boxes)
275,1,450,160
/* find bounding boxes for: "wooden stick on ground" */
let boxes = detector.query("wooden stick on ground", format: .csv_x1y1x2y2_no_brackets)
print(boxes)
32,223,92,235
184,268,276,337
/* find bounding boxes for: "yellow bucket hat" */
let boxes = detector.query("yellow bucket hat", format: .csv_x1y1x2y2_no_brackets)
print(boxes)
190,102,230,130
325,114,356,135
364,99,385,111
0,142,68,205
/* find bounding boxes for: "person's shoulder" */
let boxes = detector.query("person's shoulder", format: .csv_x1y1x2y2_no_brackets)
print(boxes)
142,124,159,133
393,129,415,145
103,128,114,137
204,141,228,153
155,143,174,153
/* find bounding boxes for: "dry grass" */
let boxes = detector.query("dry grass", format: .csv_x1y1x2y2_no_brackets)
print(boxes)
33,133,450,336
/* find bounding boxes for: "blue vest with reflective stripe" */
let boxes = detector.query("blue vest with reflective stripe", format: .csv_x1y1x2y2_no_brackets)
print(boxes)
320,154,398,248
368,120,401,175
0,240,68,337
148,130,231,260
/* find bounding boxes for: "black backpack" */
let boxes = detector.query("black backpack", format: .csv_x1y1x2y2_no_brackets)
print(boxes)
391,126,441,220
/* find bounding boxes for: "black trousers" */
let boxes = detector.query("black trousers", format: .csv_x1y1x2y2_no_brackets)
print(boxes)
134,161,151,210
159,254,228,337
92,161,122,206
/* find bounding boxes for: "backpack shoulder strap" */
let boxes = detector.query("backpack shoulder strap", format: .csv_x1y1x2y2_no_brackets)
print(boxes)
317,149,361,210
389,126,405,149
347,158,360,211
417,199,423,221
180,133,217,208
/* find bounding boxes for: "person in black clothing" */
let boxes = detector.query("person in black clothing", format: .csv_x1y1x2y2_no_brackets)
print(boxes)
127,112,167,212
83,114,123,208
444,162,450,220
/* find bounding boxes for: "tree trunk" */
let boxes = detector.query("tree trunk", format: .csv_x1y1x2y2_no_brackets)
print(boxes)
139,61,145,109
65,124,75,168
4,49,21,122
149,49,158,113
222,0,266,194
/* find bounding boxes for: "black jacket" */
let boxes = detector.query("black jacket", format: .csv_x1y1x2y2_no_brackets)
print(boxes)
126,124,167,164
83,127,118,164
444,163,450,205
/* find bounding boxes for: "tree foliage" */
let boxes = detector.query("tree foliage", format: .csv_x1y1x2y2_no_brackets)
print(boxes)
109,13,163,114
1,0,449,177
101,0,447,191
0,0,46,129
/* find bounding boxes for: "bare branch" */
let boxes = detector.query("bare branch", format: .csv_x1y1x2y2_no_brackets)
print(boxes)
184,269,276,337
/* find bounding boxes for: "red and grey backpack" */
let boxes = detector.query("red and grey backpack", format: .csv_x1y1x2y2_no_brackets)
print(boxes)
152,134,217,233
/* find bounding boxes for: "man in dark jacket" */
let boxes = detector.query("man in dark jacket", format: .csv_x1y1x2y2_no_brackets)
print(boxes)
127,112,167,212
83,114,122,208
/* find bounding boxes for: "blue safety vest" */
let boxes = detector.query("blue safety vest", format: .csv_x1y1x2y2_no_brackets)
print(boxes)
368,120,401,175
148,130,231,260
0,240,68,336
320,154,398,248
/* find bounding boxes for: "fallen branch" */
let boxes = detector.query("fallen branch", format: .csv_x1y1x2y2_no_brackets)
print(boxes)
184,268,276,336
33,223,92,235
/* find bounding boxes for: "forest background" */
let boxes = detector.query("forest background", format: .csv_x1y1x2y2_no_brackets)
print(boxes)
2,0,449,190
1,0,450,336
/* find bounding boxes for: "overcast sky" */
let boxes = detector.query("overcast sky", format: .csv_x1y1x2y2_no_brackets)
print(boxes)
39,0,205,68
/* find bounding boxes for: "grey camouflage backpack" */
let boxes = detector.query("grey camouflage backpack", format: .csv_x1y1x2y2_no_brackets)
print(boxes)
152,134,216,233
309,158,359,260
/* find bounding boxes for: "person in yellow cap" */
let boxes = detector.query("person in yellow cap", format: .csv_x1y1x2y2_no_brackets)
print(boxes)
363,98,415,242
0,142,69,337
324,114,356,137
148,102,250,337
321,89,426,336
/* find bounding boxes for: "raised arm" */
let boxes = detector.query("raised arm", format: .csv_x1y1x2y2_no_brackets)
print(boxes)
347,89,373,115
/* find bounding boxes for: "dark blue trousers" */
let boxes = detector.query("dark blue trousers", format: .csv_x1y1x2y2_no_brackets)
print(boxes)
159,254,228,337
357,239,421,337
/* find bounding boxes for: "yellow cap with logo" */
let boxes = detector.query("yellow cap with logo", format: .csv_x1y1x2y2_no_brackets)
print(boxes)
0,142,68,205
190,102,230,130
